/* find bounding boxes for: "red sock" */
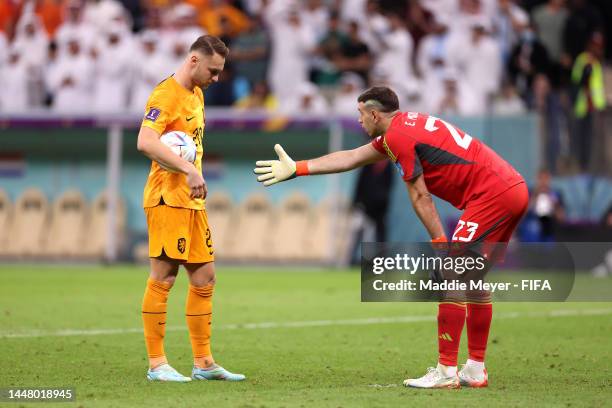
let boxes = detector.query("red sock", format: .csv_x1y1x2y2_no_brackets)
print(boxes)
466,303,493,362
437,303,466,366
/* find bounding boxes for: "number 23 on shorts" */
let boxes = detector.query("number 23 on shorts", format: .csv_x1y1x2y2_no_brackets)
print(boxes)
452,220,479,242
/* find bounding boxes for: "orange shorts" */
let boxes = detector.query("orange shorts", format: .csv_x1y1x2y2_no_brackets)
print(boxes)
145,205,215,264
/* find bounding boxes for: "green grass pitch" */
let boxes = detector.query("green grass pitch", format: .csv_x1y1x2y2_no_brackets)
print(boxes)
1,265,611,407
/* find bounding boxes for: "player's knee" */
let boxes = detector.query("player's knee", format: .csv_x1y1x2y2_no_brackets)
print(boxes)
159,274,177,287
466,290,491,303
191,274,215,287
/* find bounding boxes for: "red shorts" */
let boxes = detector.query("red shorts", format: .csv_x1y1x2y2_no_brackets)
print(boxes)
451,182,529,261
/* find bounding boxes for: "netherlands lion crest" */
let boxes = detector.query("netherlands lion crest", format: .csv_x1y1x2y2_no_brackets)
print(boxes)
177,238,187,254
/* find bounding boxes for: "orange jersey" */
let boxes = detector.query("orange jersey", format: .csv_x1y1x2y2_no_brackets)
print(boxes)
141,76,206,210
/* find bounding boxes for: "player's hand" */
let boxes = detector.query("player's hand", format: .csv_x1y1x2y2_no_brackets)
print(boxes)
430,236,449,283
254,144,297,186
187,166,207,199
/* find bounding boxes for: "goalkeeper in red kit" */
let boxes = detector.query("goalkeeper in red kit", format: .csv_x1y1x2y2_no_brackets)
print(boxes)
253,87,528,389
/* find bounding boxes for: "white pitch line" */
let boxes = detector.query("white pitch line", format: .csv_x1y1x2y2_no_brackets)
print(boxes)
1,308,611,339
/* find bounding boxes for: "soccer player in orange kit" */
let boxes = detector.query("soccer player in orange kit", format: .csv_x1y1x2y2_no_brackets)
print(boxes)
136,35,245,382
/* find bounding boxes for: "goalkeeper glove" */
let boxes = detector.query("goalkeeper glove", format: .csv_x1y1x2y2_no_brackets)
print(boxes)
254,144,309,186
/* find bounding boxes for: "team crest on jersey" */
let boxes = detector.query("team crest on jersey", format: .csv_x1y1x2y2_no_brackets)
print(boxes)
145,107,161,122
177,237,186,254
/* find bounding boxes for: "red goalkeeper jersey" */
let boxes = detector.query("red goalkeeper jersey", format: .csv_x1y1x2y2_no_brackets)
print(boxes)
371,112,524,210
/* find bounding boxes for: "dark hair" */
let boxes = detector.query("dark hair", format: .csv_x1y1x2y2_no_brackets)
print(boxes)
357,86,399,112
190,35,229,58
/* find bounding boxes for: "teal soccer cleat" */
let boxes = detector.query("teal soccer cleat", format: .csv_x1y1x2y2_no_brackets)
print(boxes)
192,365,246,381
147,364,192,382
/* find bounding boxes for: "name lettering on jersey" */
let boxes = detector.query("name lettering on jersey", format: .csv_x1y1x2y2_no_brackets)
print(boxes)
404,112,418,127
382,138,397,162
145,107,161,122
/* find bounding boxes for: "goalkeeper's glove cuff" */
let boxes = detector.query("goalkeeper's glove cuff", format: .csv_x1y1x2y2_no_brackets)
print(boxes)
295,160,310,176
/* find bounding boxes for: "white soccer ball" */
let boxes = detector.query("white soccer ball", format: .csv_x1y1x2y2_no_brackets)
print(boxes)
159,131,197,171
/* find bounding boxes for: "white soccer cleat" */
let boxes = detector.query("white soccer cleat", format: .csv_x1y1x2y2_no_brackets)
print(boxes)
403,366,460,389
147,363,192,382
192,365,246,381
458,364,488,388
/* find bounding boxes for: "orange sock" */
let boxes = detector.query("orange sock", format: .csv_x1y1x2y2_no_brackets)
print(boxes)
142,278,171,368
186,284,214,368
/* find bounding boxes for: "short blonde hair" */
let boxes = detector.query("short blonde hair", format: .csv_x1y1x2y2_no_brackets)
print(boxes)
190,35,229,58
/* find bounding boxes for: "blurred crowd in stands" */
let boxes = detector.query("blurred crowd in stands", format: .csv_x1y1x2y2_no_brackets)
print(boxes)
0,0,610,173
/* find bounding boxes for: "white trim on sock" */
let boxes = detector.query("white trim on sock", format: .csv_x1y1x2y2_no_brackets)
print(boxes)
466,359,485,370
437,363,457,377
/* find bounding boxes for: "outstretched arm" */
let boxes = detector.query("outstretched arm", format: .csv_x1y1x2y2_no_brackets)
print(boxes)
304,143,386,174
406,174,446,240
254,143,386,186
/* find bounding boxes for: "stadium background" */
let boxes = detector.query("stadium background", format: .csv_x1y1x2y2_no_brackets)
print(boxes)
0,0,611,263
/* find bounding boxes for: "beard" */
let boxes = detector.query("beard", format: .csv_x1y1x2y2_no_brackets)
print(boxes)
366,126,382,139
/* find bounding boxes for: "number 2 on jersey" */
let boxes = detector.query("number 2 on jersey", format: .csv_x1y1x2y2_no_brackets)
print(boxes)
424,116,473,150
